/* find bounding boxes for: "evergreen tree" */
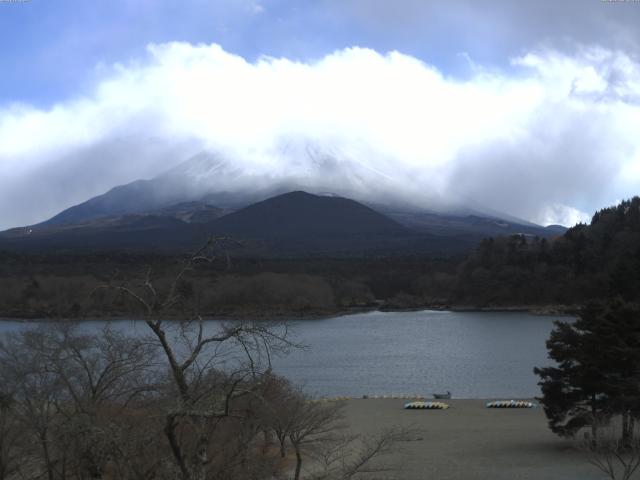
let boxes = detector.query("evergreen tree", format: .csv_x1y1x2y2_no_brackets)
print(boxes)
535,301,640,441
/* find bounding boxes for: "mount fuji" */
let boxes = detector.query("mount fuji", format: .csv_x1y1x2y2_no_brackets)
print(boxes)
0,150,565,255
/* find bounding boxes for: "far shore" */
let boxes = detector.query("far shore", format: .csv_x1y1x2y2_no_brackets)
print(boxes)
0,304,578,322
340,398,597,480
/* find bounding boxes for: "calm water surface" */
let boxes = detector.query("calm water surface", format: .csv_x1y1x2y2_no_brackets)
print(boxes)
0,310,562,398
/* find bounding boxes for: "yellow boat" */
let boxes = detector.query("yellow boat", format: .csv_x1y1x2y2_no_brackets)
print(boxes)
404,401,449,410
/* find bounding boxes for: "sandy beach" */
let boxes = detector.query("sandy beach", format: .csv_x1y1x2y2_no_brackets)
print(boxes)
342,399,602,480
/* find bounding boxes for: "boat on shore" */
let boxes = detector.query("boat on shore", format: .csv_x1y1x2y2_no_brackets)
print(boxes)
433,391,451,399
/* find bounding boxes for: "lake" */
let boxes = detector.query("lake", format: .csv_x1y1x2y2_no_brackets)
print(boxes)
0,310,562,399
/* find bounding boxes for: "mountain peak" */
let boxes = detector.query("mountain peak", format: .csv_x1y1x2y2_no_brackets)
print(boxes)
208,190,407,239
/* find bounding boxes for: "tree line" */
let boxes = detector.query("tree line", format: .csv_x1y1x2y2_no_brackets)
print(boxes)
449,197,640,307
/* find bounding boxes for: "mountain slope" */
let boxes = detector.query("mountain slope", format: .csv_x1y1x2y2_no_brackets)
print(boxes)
4,144,566,255
208,191,406,238
43,179,187,226
41,152,243,226
0,191,479,255
0,214,196,252
199,191,425,255
385,210,566,238
37,151,564,239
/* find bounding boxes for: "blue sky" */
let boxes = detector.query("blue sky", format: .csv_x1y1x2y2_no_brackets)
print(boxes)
6,0,637,107
3,0,351,105
1,0,640,228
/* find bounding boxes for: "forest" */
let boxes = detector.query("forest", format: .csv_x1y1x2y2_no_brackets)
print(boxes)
2,197,640,319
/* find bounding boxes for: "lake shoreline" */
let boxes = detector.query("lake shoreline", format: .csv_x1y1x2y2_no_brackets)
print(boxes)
317,395,540,401
0,303,578,322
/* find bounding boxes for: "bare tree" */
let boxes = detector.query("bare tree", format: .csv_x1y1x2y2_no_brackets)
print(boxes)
0,391,24,480
0,330,67,480
285,395,410,480
102,238,297,480
48,324,158,479
310,427,411,480
106,407,170,480
287,398,347,480
256,368,412,480
582,420,640,480
259,372,301,458
0,323,160,480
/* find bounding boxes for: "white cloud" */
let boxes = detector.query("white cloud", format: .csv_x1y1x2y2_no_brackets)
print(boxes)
1,42,640,229
534,204,591,227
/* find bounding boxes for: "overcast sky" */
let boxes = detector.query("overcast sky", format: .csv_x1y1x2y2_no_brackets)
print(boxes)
1,0,640,229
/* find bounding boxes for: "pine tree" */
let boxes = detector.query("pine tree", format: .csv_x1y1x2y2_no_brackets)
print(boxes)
535,301,640,441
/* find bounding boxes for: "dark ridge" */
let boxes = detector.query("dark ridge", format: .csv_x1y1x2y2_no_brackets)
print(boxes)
207,191,407,238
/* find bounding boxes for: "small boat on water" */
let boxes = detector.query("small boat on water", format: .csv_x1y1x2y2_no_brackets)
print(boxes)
404,401,449,410
433,391,451,399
